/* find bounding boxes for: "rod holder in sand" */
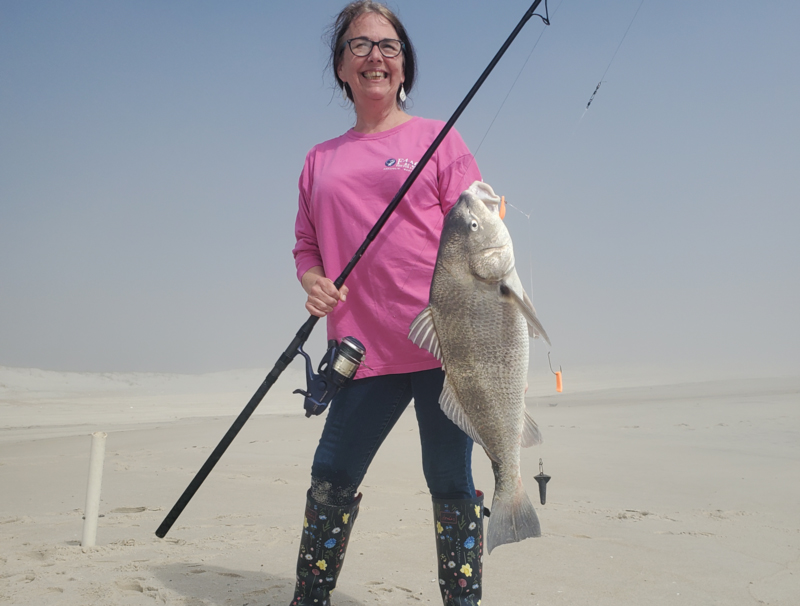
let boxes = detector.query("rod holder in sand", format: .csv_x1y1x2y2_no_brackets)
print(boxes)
81,431,107,547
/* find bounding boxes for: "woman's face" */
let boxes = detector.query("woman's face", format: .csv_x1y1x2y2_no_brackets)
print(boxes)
337,13,405,108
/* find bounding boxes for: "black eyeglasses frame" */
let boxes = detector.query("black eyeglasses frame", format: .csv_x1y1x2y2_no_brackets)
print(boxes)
341,36,405,59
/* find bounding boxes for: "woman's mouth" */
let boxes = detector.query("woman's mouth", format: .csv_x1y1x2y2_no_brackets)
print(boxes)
362,71,388,80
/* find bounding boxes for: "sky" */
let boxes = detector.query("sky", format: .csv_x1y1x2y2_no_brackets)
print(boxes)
1,0,798,382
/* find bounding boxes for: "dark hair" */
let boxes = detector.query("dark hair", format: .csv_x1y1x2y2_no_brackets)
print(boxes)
328,1,417,108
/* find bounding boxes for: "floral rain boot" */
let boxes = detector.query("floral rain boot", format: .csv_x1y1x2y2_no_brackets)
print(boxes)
432,491,484,606
289,490,362,606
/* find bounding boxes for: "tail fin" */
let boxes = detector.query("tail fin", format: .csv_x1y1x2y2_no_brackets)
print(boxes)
486,481,541,554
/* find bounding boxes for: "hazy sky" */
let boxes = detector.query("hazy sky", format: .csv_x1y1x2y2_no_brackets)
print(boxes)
2,1,798,380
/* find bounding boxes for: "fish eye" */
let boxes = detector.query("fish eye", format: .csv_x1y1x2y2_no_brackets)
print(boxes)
470,220,479,231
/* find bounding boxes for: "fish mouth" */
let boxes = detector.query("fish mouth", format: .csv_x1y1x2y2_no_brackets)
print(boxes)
480,244,510,257
470,244,513,281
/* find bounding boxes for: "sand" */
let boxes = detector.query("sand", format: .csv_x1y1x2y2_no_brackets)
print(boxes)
1,365,798,605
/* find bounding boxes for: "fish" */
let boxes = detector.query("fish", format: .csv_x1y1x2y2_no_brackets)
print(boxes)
409,180,550,553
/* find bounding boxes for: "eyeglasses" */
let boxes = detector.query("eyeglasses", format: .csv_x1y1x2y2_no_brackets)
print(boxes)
342,37,405,58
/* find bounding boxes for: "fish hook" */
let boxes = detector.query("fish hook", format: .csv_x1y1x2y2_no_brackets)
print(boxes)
548,351,563,393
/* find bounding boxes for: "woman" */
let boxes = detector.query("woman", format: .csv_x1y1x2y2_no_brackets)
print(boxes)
291,3,483,605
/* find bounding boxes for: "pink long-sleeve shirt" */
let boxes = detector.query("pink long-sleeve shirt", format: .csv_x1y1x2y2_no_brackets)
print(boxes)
293,116,481,378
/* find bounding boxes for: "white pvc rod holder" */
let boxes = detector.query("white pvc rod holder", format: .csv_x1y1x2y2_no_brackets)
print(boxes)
81,431,107,547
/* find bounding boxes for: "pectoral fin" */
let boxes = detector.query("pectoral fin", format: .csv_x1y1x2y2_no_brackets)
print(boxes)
408,306,443,363
500,274,551,346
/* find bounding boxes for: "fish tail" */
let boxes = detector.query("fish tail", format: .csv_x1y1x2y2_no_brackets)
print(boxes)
486,478,541,554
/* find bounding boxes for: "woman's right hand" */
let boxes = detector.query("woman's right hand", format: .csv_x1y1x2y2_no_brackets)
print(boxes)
301,267,349,318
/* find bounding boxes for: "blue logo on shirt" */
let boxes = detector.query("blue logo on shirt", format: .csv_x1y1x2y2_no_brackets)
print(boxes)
385,158,397,167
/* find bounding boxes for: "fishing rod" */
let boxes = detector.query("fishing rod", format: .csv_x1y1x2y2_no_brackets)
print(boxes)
155,0,550,539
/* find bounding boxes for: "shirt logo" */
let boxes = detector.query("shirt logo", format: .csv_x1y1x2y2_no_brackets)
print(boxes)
384,157,418,172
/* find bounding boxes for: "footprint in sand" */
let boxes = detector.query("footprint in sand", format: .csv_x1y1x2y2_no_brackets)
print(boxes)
116,579,145,592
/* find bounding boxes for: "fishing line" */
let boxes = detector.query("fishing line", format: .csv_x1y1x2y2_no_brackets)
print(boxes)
462,0,565,402
506,186,561,514
580,0,645,116
508,201,554,505
521,3,648,407
491,132,561,399
396,0,557,297
394,1,554,308
471,0,563,164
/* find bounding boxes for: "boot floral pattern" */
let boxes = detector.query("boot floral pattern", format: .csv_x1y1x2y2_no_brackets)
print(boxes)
290,491,362,606
433,491,484,606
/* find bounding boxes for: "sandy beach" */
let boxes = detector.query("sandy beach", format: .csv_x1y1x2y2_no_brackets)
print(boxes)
1,365,798,605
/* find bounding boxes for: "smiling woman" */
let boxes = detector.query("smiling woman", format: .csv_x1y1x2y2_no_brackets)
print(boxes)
287,2,485,606
330,0,417,127
335,11,410,131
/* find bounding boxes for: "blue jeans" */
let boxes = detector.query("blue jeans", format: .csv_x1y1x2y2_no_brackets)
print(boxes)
310,368,475,503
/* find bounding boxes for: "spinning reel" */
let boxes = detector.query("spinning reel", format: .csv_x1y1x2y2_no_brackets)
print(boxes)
293,336,366,417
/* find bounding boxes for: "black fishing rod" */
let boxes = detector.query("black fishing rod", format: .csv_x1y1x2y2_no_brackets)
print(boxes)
156,0,550,539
